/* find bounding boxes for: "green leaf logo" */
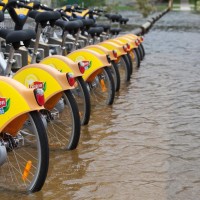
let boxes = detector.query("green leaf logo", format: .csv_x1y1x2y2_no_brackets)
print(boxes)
3,98,10,113
0,98,10,114
89,61,92,69
30,81,47,92
43,82,47,92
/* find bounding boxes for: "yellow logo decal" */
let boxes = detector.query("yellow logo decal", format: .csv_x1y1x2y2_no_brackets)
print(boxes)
24,74,47,91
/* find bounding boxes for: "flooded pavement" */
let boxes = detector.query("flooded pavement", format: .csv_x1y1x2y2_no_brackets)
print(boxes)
1,11,200,200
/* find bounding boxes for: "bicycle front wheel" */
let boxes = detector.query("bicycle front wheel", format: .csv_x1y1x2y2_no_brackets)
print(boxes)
71,77,91,125
111,61,120,92
139,43,145,59
44,90,81,150
125,53,133,75
0,111,49,193
130,48,140,68
117,55,131,83
87,67,115,106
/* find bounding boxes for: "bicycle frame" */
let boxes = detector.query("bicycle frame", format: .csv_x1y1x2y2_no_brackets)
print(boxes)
25,19,85,80
31,22,107,82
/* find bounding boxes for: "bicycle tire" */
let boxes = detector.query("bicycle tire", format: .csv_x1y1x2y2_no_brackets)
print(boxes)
0,111,49,193
126,53,133,75
132,48,141,68
140,43,145,58
44,90,81,150
138,44,144,60
118,55,131,83
88,66,115,105
72,77,91,125
135,47,142,62
111,60,121,92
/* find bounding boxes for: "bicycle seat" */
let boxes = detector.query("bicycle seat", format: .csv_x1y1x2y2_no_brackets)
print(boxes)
94,24,110,32
55,20,83,34
0,29,12,39
105,14,122,22
81,19,95,30
110,28,122,35
29,10,61,27
119,18,129,24
88,27,104,37
0,29,36,50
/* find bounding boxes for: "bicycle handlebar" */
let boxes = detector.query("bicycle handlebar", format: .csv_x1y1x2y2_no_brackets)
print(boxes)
18,0,31,3
18,0,54,11
39,4,53,11
2,0,32,11
17,2,33,10
93,8,104,13
64,5,82,13
0,2,5,6
82,9,102,18
57,9,70,20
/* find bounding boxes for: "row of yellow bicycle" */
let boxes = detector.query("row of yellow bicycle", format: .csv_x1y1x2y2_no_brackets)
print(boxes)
0,0,145,193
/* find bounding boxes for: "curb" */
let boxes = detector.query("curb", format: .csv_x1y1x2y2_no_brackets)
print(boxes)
132,7,170,35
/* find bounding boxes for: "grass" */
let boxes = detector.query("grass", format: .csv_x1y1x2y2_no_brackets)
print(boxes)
105,5,137,12
106,3,169,12
153,3,169,11
114,5,137,11
173,0,181,4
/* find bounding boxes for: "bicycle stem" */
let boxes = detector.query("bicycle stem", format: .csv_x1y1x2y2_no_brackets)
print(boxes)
31,23,43,64
61,29,80,55
5,45,15,76
61,31,67,56
74,29,80,47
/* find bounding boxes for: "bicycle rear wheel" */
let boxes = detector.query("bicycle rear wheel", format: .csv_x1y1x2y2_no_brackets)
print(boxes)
0,111,49,193
44,90,81,150
87,67,115,106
